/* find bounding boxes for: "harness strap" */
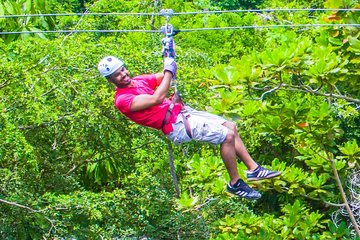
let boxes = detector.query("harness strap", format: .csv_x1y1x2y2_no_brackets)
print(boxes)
180,112,192,138
161,92,192,138
161,94,177,128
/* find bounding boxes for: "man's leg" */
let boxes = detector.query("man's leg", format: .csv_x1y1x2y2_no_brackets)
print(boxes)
219,128,240,185
222,121,281,181
222,121,258,170
220,128,261,200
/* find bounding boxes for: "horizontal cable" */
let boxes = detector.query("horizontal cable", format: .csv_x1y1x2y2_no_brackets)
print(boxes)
174,8,360,15
0,29,159,34
0,8,359,18
0,23,358,35
178,23,360,32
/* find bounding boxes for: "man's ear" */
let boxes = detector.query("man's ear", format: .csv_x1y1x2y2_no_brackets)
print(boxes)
106,76,113,83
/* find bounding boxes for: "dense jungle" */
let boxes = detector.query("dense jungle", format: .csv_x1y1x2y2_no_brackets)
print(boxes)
0,0,359,239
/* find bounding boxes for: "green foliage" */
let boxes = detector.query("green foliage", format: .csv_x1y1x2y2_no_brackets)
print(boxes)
186,154,227,195
210,0,264,10
338,139,360,168
1,0,359,239
214,200,329,239
0,0,57,42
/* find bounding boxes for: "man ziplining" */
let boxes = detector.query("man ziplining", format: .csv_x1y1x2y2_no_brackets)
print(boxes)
97,13,281,200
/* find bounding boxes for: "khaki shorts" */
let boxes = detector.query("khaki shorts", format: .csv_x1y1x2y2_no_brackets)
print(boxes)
166,106,228,145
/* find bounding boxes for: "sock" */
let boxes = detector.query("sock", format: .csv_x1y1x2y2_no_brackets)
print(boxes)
230,179,243,188
249,165,261,173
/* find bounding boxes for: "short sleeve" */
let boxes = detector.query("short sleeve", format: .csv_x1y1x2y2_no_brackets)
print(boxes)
114,93,135,114
133,74,157,90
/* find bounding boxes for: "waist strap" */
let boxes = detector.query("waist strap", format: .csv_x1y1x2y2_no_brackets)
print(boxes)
162,103,174,128
180,112,192,138
162,92,192,138
162,91,182,128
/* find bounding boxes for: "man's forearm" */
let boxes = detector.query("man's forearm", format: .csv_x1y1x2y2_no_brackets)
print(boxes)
153,71,173,101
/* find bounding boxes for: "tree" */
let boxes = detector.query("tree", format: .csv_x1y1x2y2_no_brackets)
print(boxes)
0,0,359,238
0,0,58,42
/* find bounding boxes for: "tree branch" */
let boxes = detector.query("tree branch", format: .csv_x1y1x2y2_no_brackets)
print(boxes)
250,83,283,100
251,83,360,103
0,198,41,213
0,79,10,89
278,187,346,207
0,198,55,235
18,114,74,130
329,153,360,237
166,140,180,198
284,84,360,103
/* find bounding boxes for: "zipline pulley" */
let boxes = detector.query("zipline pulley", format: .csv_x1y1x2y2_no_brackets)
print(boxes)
160,9,174,36
159,9,183,104
160,9,176,59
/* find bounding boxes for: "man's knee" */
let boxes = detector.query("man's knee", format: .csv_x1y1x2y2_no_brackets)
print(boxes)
223,129,235,143
223,121,237,132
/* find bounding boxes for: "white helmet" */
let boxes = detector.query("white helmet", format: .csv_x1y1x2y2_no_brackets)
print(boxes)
98,56,124,77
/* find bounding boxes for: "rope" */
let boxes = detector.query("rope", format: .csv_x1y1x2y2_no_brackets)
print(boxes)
0,24,358,35
0,8,359,18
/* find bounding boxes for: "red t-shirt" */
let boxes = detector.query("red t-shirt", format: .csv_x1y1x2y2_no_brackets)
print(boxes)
114,74,181,135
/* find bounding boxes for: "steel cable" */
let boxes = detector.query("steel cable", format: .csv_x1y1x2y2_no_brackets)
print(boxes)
0,23,358,35
0,8,359,18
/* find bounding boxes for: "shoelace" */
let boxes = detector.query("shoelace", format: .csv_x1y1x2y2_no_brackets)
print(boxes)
232,179,252,191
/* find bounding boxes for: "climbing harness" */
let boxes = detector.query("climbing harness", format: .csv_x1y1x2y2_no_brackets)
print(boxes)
160,9,192,138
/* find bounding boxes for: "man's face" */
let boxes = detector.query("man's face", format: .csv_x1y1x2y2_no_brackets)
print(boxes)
107,66,130,87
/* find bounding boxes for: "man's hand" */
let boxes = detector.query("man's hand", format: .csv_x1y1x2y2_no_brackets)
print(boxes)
162,37,176,58
164,57,177,79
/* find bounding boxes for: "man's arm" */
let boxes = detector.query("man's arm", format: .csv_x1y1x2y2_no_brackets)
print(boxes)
155,72,164,85
130,72,172,111
130,58,177,112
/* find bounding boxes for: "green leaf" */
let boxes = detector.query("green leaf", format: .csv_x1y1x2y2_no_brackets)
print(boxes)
328,37,342,46
177,192,198,210
0,3,4,16
307,173,330,188
25,0,33,12
339,139,360,156
241,100,261,116
213,65,239,85
335,159,346,171
348,36,360,53
274,180,287,187
324,0,343,8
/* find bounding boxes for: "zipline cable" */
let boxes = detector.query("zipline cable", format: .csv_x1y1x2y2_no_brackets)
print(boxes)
0,23,359,35
0,8,359,18
177,23,360,32
0,29,159,35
